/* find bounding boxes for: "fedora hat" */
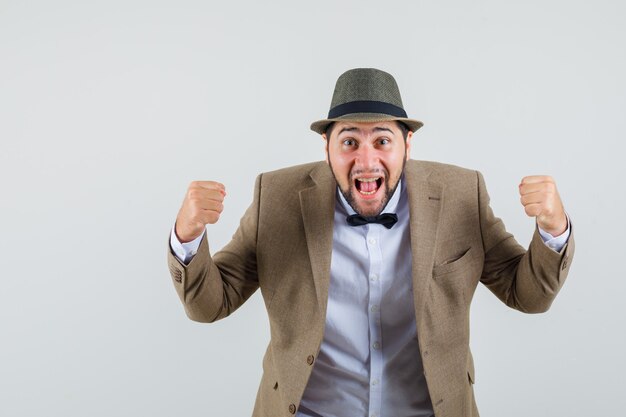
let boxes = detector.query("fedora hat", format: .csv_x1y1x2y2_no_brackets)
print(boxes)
310,68,423,135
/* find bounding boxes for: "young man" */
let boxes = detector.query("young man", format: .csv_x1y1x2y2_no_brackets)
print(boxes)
167,68,574,417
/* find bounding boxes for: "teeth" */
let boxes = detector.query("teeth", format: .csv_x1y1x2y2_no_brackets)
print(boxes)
355,177,381,196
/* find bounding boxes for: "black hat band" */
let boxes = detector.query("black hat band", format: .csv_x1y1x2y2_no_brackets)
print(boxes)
327,100,408,119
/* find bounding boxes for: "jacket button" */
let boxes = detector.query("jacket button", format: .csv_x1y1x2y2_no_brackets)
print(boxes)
306,355,315,365
561,255,569,270
288,404,297,414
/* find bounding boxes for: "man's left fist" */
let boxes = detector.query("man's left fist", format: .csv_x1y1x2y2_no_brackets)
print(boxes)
519,175,568,236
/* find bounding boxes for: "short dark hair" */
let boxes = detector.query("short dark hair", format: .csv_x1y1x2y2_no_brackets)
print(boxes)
324,121,410,141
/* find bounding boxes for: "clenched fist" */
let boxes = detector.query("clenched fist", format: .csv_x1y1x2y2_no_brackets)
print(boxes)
175,181,226,243
519,175,567,236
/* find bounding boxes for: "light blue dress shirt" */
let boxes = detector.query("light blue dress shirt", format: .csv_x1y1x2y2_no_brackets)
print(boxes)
170,177,570,417
297,179,433,417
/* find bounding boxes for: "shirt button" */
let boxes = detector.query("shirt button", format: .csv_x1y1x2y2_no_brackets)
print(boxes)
372,341,381,350
370,274,378,282
368,237,377,245
370,305,379,313
372,379,379,386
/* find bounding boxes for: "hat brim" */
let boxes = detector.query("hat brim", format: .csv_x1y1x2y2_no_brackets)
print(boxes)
310,112,423,135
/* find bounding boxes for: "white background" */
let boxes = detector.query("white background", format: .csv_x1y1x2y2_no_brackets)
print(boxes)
1,0,624,416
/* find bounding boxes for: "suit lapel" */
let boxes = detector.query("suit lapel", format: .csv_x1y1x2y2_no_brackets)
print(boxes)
404,161,444,326
298,160,443,326
299,163,336,318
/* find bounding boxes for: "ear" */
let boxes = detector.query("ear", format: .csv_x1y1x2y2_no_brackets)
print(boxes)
405,131,413,161
322,134,329,163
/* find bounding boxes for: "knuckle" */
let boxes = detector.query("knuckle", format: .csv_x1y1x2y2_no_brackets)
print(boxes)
189,189,205,201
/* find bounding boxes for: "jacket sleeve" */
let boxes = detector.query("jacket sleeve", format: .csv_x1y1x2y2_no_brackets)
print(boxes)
166,174,262,322
477,170,575,313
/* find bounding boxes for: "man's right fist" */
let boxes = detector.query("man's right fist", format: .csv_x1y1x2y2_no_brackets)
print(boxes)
175,181,226,243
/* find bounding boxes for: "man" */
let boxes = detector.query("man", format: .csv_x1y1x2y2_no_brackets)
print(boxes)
167,68,574,417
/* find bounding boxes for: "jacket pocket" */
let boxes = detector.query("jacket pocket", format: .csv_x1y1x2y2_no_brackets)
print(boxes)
433,247,473,277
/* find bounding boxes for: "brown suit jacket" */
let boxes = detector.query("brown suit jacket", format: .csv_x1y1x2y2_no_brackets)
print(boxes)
167,160,575,417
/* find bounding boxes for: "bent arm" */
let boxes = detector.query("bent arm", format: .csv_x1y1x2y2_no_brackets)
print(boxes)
477,171,575,313
166,175,262,322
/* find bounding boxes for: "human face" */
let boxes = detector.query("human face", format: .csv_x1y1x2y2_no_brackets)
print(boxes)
324,121,412,217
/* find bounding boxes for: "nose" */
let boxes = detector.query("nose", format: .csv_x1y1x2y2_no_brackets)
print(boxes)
355,143,379,170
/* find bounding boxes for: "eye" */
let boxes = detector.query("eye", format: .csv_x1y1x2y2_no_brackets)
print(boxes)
379,137,390,145
342,138,356,146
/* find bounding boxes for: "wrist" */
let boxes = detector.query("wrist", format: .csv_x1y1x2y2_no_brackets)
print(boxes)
175,221,201,243
538,214,567,237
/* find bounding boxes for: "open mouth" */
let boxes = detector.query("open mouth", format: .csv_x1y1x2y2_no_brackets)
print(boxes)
355,177,384,196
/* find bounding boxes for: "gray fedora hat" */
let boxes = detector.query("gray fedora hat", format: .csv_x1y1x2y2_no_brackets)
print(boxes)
310,68,423,135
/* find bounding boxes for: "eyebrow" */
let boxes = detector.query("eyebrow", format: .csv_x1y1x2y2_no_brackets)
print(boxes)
338,126,394,135
338,127,358,135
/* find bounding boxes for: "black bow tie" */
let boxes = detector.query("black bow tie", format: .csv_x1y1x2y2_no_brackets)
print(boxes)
346,213,398,229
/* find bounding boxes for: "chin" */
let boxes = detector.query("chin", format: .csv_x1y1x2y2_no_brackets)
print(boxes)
354,201,385,217
346,187,389,217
